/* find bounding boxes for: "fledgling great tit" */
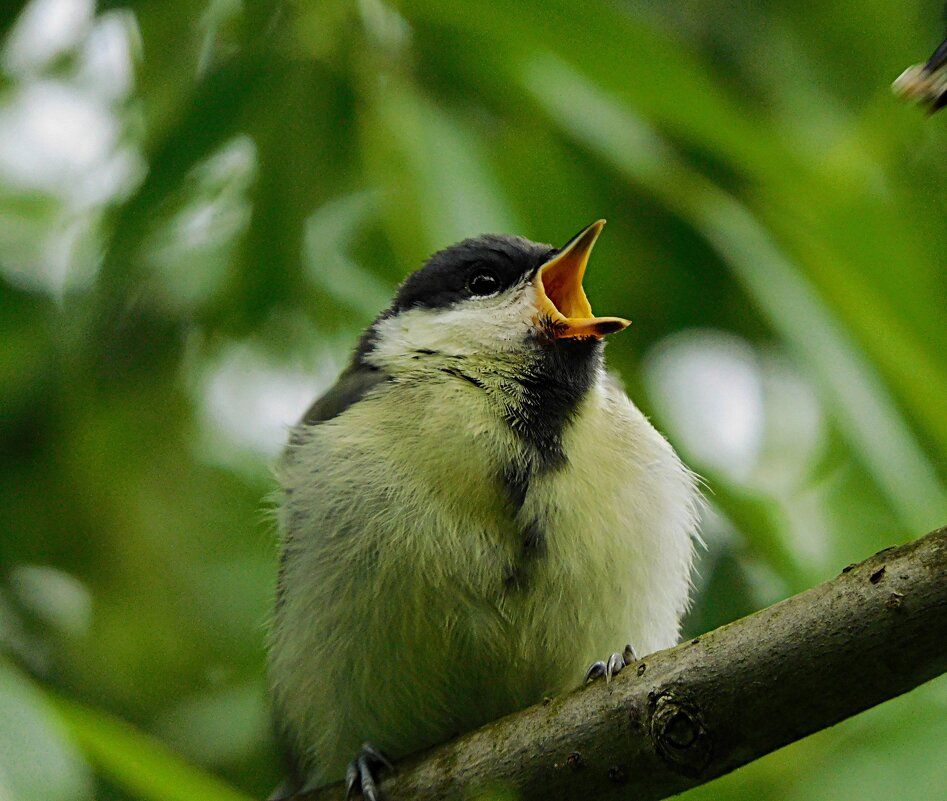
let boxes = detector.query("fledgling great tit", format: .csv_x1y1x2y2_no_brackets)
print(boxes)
267,220,700,799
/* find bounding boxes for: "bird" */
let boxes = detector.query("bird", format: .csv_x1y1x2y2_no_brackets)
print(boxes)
266,220,700,799
893,35,947,113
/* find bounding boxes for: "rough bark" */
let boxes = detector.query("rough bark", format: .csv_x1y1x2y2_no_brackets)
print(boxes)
294,526,947,801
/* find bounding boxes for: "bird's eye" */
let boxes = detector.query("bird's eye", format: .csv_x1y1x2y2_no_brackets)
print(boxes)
468,269,500,297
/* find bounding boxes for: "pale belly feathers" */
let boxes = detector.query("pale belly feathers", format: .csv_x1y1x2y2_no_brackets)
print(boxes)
269,372,698,784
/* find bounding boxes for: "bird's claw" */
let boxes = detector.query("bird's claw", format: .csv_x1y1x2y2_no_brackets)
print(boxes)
345,742,392,801
584,643,637,684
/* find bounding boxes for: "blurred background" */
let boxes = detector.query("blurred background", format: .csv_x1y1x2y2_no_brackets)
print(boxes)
1,0,945,799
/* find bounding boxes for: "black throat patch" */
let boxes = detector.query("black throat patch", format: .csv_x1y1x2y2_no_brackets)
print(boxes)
498,338,601,516
507,338,601,469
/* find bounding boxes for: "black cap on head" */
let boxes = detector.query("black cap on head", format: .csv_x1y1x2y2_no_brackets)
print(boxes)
392,234,556,313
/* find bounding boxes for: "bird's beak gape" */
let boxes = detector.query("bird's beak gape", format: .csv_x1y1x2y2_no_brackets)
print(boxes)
533,219,631,340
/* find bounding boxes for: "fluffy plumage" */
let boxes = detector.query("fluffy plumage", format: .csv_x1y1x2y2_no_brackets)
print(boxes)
267,230,700,793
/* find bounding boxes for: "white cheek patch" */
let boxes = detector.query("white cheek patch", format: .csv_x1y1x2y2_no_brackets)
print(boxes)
368,288,539,369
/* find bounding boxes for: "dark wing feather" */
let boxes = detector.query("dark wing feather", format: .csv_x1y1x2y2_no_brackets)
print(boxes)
299,362,390,427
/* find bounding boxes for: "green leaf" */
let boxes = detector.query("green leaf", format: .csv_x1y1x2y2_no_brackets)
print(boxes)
0,659,92,801
49,693,254,801
358,74,519,269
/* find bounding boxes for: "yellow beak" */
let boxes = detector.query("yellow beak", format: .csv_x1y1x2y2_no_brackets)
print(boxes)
533,220,630,340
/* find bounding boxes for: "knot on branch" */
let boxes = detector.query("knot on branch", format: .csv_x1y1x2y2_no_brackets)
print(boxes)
649,692,712,776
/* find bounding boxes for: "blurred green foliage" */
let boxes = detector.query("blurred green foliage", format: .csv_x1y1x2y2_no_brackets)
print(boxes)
0,0,945,799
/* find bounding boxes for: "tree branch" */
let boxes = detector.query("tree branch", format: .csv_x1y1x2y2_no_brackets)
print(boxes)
297,526,947,801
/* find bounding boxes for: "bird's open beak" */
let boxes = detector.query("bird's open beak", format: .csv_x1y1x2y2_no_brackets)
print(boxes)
533,220,631,340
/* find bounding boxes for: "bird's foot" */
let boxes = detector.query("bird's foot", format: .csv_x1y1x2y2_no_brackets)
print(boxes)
584,643,637,684
345,742,393,801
